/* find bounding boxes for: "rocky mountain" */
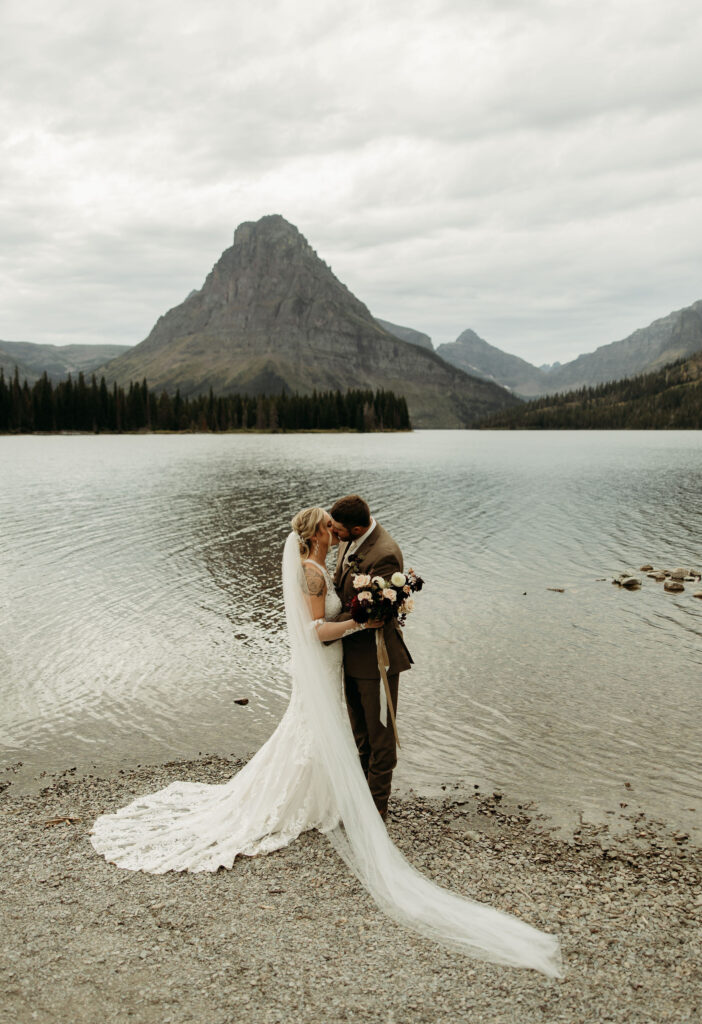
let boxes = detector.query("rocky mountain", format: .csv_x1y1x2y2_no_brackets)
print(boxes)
543,300,702,393
479,349,702,429
435,300,702,397
375,318,433,351
436,329,547,397
0,341,130,385
100,215,519,428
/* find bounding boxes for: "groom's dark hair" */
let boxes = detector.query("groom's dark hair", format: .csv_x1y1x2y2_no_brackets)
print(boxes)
330,494,371,529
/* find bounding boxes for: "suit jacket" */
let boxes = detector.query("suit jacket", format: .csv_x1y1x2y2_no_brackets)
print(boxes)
333,522,413,679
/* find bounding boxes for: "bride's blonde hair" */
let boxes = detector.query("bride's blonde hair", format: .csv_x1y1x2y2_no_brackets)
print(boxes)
291,507,328,559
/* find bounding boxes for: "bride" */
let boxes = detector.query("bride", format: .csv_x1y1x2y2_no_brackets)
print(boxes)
91,507,563,978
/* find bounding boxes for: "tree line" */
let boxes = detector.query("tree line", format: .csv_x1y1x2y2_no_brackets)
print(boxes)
478,357,702,429
0,368,411,433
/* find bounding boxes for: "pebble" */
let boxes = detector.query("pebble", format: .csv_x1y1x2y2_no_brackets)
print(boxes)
1,755,699,1024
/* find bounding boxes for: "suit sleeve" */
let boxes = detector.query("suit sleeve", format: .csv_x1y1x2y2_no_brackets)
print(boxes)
371,552,403,582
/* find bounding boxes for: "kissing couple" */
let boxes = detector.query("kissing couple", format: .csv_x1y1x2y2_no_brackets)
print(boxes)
91,495,562,977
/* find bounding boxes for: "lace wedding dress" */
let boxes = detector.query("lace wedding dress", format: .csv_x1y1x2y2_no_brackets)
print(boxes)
91,535,563,978
90,561,343,871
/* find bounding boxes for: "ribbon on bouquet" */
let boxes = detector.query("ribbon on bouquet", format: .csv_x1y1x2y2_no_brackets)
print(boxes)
375,630,400,749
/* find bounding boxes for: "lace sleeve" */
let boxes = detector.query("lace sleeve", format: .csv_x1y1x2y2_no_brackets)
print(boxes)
312,617,365,641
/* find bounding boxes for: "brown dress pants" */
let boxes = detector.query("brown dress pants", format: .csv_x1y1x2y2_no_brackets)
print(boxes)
344,672,399,817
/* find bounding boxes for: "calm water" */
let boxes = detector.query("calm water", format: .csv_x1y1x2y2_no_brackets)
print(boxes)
1,432,700,837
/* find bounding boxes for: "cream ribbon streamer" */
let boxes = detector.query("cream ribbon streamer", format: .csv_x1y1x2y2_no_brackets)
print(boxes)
375,630,401,748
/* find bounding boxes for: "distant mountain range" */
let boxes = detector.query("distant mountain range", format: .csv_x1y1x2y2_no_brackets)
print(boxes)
479,349,702,429
4,214,701,423
0,341,129,386
436,301,702,397
96,215,518,428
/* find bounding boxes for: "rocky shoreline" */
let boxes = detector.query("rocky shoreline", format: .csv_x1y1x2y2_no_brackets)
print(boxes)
1,754,699,1024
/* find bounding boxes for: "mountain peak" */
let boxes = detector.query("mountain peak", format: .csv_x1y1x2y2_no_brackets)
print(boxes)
233,213,305,247
437,329,545,397
99,215,520,427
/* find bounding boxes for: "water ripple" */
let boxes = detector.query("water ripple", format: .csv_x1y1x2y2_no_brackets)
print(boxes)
1,432,700,836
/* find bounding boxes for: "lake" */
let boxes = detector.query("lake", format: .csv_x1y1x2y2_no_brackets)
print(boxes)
1,431,700,839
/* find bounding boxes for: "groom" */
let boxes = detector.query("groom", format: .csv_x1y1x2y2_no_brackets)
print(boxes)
330,495,413,820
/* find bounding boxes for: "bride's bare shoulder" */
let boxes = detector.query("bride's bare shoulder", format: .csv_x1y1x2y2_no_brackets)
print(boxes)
302,560,327,597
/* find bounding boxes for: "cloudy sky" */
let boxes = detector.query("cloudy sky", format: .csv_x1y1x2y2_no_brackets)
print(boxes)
2,0,701,365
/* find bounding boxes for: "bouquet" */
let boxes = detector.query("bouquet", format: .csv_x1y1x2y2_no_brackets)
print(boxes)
348,558,424,627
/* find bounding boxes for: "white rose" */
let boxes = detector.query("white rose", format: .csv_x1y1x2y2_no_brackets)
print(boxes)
391,572,406,587
352,573,372,589
372,576,386,588
381,588,397,603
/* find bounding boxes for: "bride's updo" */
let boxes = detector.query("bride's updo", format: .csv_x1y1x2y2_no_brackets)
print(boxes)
291,507,327,559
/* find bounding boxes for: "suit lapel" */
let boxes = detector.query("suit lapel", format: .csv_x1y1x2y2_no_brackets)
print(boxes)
354,524,381,566
342,524,383,584
337,546,356,589
335,523,385,590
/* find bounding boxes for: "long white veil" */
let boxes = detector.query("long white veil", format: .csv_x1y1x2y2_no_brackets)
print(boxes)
282,533,563,978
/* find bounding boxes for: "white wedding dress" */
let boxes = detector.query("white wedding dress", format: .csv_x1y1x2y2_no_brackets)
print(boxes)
90,561,344,871
91,536,563,977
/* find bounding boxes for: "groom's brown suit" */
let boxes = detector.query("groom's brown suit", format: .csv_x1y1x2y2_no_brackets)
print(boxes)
333,523,413,816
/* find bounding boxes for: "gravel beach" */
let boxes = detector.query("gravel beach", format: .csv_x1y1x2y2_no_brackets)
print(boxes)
1,755,699,1024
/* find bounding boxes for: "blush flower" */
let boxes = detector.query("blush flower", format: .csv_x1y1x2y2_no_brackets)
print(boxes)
352,574,372,589
382,588,397,603
357,591,373,603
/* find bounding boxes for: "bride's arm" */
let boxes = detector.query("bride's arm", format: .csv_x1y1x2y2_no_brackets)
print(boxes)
303,565,372,642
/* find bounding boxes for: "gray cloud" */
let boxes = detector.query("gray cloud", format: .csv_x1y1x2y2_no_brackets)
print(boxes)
1,0,701,364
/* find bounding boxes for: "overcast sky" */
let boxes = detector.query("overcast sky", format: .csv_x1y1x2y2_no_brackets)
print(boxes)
2,0,701,365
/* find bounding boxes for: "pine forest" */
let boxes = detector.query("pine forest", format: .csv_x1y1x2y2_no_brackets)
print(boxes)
0,370,411,434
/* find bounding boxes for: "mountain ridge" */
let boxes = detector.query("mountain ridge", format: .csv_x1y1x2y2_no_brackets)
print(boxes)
542,300,702,392
0,341,130,386
478,349,702,429
375,319,433,351
436,300,702,397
